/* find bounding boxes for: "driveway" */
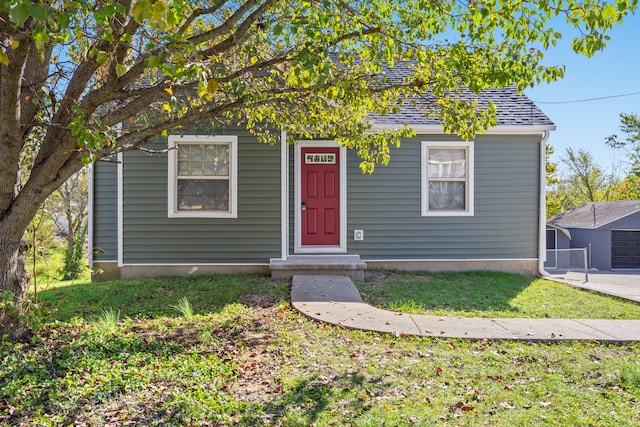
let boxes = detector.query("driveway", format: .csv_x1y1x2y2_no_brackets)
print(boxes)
546,270,640,303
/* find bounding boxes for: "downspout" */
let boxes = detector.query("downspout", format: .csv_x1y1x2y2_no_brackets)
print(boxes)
280,129,289,260
113,122,124,269
538,130,550,276
117,152,123,267
87,163,94,268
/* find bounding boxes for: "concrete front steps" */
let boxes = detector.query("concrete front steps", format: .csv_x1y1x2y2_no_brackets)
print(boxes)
269,255,367,280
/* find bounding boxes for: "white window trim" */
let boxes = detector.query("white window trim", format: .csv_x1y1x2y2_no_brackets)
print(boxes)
168,135,238,218
421,140,474,217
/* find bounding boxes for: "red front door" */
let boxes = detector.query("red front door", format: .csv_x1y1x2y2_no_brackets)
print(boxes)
301,147,340,246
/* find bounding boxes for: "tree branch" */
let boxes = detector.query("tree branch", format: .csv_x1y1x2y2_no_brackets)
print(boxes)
79,0,141,114
20,42,53,140
0,24,34,214
111,0,265,92
197,0,281,57
99,82,196,127
186,0,264,47
176,1,230,38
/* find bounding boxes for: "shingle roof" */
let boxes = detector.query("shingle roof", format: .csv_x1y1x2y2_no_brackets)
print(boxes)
547,200,640,229
367,61,554,128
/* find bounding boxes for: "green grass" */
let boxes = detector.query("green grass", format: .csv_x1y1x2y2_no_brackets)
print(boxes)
24,237,91,289
94,307,120,330
2,272,640,426
171,296,195,319
356,271,640,319
37,274,290,322
621,364,640,391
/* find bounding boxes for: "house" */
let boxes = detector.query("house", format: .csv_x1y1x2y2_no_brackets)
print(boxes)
547,200,640,270
88,85,555,281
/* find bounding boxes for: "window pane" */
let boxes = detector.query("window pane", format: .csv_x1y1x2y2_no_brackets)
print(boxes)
177,160,189,175
204,144,217,161
177,179,229,212
428,149,466,178
204,154,228,176
176,143,230,177
428,181,465,210
217,145,230,176
190,144,203,159
190,161,204,176
203,180,230,211
177,179,203,210
202,144,230,176
177,144,190,160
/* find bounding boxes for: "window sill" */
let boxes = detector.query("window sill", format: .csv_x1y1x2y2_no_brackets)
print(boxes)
169,211,237,219
421,211,474,217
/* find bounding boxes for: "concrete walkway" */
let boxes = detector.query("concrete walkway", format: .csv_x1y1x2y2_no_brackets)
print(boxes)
291,275,640,343
547,270,640,303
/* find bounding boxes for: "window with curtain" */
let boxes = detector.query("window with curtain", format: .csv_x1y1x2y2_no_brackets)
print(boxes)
422,141,474,216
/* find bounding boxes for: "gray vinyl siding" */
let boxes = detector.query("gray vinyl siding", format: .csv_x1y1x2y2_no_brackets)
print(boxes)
122,131,281,264
348,135,540,259
568,229,610,270
92,160,118,261
609,212,640,230
289,134,541,259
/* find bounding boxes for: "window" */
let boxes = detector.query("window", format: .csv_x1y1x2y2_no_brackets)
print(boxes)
421,141,474,216
168,135,237,218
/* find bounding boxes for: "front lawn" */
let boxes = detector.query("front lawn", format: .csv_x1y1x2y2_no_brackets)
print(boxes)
35,274,290,322
356,271,640,319
2,273,639,426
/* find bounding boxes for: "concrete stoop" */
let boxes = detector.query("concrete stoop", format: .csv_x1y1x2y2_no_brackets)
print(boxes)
270,255,367,280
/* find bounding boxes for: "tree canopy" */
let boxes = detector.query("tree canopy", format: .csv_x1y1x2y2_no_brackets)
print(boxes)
0,0,637,340
606,112,640,176
547,113,640,217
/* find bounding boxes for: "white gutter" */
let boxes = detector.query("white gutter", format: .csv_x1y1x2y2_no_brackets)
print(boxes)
538,130,551,277
368,123,557,135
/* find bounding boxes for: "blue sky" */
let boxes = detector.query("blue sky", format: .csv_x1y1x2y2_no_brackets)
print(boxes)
525,11,640,177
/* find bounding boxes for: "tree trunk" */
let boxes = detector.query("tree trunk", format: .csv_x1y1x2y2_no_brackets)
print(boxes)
0,222,32,342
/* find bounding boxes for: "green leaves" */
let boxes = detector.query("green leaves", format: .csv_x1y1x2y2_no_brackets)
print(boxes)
67,106,115,163
146,55,162,68
2,0,638,190
602,3,618,19
131,0,151,23
559,0,638,57
131,0,176,30
8,2,30,27
5,1,56,27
